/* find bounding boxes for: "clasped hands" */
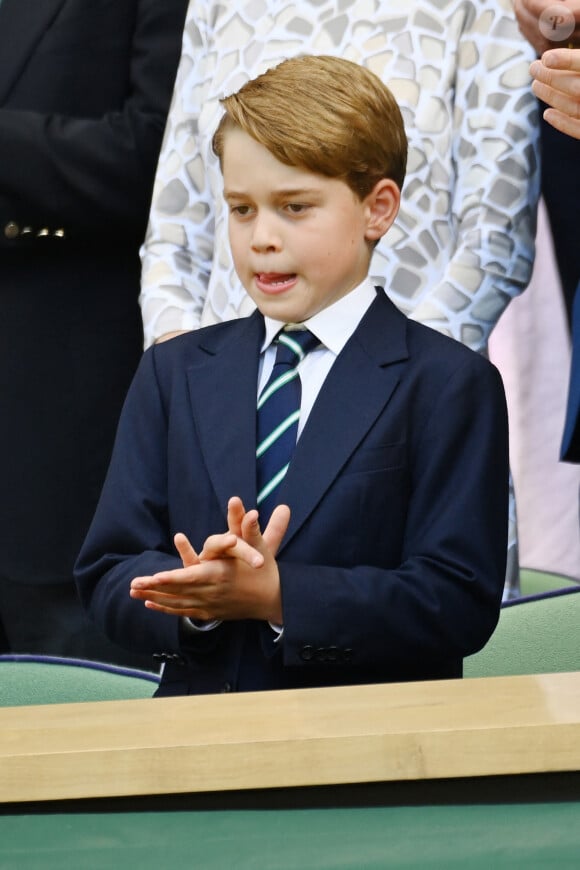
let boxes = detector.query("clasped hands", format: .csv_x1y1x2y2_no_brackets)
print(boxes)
130,497,289,625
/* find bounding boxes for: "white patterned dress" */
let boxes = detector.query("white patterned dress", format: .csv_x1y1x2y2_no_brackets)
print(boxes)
140,0,541,595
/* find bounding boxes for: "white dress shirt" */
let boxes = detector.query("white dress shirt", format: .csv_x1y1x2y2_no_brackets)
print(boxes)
259,278,377,433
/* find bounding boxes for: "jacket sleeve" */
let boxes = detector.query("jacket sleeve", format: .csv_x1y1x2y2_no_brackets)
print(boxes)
74,346,185,654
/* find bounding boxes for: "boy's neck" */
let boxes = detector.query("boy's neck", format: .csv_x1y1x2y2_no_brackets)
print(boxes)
261,278,377,353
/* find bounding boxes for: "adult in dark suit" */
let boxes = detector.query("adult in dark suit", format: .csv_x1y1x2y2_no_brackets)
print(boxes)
529,46,580,463
514,0,580,325
0,0,188,664
516,2,580,466
75,54,508,695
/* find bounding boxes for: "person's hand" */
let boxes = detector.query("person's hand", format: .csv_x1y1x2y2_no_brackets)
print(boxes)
530,48,580,137
514,0,580,56
129,498,290,623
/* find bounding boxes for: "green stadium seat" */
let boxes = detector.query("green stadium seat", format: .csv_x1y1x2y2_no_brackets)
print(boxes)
464,586,580,678
0,654,159,706
519,567,578,597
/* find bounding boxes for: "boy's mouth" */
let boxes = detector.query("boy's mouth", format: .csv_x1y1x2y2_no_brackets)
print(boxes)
255,273,297,294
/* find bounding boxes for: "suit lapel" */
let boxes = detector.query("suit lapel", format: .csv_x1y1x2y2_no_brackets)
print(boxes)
279,291,409,550
185,312,264,520
0,0,66,104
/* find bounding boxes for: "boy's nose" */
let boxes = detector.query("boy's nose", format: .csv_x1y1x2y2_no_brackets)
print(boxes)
251,214,282,252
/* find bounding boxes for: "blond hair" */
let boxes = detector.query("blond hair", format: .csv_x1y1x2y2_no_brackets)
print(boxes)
212,54,407,197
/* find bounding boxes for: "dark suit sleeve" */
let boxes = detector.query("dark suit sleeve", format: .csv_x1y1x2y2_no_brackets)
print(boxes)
278,355,509,674
74,346,184,654
0,0,187,241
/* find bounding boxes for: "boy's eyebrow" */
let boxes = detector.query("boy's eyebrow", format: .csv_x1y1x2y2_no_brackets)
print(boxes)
224,187,322,201
272,187,322,198
223,189,249,201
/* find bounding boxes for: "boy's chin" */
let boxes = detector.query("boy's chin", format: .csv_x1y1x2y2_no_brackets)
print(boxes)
254,302,312,324
249,292,311,324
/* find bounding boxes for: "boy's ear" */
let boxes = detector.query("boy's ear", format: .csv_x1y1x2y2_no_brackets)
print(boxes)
364,179,401,242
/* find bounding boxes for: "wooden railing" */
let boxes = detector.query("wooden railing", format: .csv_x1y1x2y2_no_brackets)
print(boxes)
1,672,580,804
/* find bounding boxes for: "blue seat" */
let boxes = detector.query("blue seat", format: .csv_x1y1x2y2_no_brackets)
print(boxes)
0,654,159,706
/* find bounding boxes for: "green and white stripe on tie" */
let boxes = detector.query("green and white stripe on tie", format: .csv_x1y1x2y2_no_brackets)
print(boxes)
255,328,320,522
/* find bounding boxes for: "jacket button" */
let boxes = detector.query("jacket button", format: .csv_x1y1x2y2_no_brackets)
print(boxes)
300,645,315,662
53,228,66,239
4,221,19,240
37,228,50,238
221,681,233,693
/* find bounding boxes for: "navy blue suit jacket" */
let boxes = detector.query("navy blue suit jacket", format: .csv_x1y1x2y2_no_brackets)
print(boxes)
75,290,509,695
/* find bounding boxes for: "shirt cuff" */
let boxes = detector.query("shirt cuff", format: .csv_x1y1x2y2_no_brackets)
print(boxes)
269,622,284,642
182,617,222,634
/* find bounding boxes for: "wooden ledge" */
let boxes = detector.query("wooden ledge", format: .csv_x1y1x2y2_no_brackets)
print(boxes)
1,672,580,804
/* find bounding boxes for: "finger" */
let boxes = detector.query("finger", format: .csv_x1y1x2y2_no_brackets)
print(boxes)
530,59,551,84
542,48,580,72
531,62,580,96
174,532,200,567
260,504,291,555
131,563,205,589
543,106,580,138
199,531,263,567
198,531,238,560
140,595,210,619
143,601,209,617
130,580,212,612
130,585,187,606
130,574,155,591
226,496,246,537
532,77,580,116
238,505,289,555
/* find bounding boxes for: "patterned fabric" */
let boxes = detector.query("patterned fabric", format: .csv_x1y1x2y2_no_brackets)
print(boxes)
256,329,320,523
140,0,540,353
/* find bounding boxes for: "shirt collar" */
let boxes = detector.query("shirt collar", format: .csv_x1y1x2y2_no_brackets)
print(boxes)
261,278,377,355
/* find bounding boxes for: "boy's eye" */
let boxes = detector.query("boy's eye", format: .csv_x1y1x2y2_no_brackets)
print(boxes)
284,203,308,214
230,204,253,216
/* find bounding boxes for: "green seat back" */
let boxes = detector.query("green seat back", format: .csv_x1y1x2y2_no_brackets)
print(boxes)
464,587,580,678
519,568,578,597
0,655,159,706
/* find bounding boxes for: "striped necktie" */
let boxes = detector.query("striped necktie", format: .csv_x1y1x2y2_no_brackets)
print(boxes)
256,328,320,522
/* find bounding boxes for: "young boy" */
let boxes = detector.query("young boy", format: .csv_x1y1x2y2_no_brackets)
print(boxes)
75,55,509,696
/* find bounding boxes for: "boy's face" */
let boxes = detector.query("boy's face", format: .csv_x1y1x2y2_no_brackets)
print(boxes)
222,127,397,323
